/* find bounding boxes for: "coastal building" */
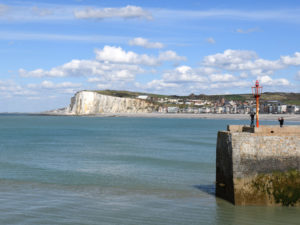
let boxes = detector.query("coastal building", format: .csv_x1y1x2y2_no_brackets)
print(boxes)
168,99,179,104
277,105,287,114
158,106,167,113
167,107,179,113
216,107,223,114
202,107,211,113
137,95,148,100
287,105,300,114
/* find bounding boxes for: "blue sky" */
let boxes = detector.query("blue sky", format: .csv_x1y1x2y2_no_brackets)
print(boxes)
0,0,299,112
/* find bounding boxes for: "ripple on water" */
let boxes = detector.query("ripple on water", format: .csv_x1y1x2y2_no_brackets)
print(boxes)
0,116,300,225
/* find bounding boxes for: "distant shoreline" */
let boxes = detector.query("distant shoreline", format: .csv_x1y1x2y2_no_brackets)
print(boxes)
40,112,300,121
1,112,300,122
95,113,300,121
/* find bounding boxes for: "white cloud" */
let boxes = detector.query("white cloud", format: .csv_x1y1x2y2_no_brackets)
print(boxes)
203,49,257,67
20,60,143,83
27,96,41,100
202,50,300,82
41,80,54,88
240,72,248,78
206,37,215,44
20,57,144,80
57,81,81,88
18,47,297,96
0,80,21,92
141,79,180,91
129,37,164,49
31,6,53,17
236,28,259,34
156,8,300,23
281,52,300,66
87,77,102,83
0,80,37,97
259,75,290,86
95,45,158,66
163,66,207,83
0,3,72,22
0,31,128,43
195,67,218,75
95,46,185,66
25,80,82,96
296,71,300,80
203,49,284,73
0,4,8,15
40,80,81,89
158,50,186,62
109,70,137,81
74,5,152,20
209,81,251,89
2,4,300,24
62,88,78,94
156,65,249,93
97,83,112,89
209,73,236,82
20,68,47,78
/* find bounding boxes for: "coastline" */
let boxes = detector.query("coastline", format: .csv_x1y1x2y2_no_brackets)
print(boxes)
101,113,300,121
40,112,300,122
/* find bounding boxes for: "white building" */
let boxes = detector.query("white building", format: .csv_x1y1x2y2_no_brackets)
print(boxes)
288,105,300,113
168,99,179,104
137,95,148,100
216,107,223,114
277,105,287,114
167,107,179,113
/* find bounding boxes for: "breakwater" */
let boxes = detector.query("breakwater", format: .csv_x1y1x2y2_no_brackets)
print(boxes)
216,125,300,206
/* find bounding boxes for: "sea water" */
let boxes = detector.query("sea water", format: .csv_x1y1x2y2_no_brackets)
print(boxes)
0,115,299,225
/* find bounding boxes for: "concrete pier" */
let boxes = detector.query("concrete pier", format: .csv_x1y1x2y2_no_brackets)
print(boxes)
216,125,300,206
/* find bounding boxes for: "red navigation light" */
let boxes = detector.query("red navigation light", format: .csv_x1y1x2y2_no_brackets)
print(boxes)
252,80,263,97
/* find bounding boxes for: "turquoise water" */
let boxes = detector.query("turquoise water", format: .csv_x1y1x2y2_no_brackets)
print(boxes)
0,115,299,225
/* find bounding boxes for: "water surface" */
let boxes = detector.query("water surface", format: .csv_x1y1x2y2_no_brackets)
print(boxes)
0,116,299,225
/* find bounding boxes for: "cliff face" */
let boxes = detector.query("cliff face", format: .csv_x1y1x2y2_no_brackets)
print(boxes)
64,91,157,115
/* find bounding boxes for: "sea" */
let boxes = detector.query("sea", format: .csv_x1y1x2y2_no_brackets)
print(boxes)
0,115,299,225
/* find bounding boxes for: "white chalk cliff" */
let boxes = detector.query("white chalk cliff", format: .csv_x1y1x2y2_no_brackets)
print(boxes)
58,91,157,115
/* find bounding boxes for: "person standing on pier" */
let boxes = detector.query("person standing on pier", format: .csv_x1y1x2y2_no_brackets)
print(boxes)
278,117,284,127
250,112,256,127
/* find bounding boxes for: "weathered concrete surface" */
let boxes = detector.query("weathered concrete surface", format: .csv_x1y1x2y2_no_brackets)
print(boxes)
216,125,300,206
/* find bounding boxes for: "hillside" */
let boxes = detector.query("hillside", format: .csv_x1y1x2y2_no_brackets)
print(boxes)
87,90,300,105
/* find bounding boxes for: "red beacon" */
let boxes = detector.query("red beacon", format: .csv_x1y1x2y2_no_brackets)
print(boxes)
251,80,263,127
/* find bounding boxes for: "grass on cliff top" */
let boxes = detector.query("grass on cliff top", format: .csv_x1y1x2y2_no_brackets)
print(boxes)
85,90,300,105
92,90,170,98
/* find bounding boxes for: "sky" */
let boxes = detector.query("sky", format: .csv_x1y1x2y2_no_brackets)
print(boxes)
0,0,300,112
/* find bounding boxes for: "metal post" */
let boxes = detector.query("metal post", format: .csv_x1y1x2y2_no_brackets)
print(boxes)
256,96,259,127
252,80,262,128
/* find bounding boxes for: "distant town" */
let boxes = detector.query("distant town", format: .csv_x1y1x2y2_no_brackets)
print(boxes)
90,90,300,115
135,94,300,114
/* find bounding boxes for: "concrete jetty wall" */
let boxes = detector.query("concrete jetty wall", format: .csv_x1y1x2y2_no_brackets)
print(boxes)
216,125,300,206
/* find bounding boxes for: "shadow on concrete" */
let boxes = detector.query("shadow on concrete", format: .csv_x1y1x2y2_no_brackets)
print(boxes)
193,184,215,196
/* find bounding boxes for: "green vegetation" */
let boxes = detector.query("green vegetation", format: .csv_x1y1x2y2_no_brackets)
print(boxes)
211,92,300,104
209,94,248,102
93,90,169,99
85,90,300,105
252,170,300,206
259,92,300,105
